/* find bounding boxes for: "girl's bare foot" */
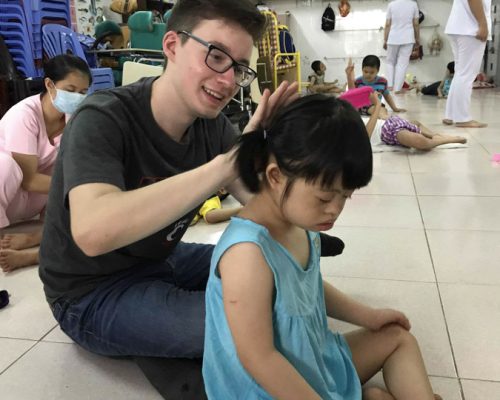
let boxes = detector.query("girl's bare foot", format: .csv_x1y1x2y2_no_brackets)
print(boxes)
0,231,42,250
442,119,453,125
0,248,39,272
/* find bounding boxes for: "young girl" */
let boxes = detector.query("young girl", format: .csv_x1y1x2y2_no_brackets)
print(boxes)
203,95,441,399
0,54,91,272
366,92,466,150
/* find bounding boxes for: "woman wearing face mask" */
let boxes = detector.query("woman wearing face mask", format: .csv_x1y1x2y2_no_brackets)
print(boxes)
0,54,91,273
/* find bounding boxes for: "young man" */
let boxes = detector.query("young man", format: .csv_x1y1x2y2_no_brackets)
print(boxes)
347,55,406,119
39,0,297,362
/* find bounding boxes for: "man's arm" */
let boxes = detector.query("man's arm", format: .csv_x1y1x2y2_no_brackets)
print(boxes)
70,154,235,256
468,0,488,41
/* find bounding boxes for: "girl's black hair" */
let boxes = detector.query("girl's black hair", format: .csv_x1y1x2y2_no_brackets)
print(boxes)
237,94,373,200
41,54,92,94
447,61,455,74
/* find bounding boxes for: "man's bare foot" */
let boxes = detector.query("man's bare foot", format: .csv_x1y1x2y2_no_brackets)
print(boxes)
442,119,453,125
455,120,488,128
0,230,42,250
0,248,39,272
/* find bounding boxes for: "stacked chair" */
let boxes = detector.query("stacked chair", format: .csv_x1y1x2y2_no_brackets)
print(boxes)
0,0,72,79
42,24,115,94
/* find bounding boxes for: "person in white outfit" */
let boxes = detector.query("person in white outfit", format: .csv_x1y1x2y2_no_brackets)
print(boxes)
443,0,491,128
383,0,420,93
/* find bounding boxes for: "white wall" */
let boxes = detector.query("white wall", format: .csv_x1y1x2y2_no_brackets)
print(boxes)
265,0,456,85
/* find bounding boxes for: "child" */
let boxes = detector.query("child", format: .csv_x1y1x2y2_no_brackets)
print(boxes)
347,55,405,119
420,61,454,98
308,60,343,94
365,92,466,150
190,189,243,225
203,94,441,399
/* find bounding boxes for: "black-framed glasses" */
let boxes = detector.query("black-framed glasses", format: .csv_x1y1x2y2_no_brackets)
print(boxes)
178,31,257,88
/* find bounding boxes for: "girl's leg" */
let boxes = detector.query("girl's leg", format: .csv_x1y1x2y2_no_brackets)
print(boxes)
345,325,436,400
396,129,466,151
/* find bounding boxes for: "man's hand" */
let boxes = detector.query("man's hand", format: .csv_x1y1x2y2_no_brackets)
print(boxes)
243,81,299,133
476,23,488,41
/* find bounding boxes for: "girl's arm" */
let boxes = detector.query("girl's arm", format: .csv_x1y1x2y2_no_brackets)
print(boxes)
11,152,51,193
323,280,411,331
364,92,382,138
345,58,356,89
220,243,322,400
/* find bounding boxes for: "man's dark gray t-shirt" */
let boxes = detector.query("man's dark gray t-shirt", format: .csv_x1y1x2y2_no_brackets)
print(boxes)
39,77,237,304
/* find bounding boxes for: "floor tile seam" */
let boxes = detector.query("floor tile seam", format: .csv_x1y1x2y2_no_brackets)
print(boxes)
0,340,38,376
417,194,500,198
434,281,500,288
321,275,438,284
409,160,464,391
424,227,500,233
459,377,500,383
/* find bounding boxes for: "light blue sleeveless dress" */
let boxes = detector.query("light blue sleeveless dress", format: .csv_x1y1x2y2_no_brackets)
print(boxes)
203,217,361,399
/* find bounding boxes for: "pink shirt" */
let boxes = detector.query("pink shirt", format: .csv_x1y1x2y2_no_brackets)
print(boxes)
0,94,61,173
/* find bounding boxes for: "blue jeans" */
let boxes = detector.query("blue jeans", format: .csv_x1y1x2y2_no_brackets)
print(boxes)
51,242,213,358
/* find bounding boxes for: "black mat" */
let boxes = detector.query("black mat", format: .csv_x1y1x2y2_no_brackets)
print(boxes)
134,356,207,400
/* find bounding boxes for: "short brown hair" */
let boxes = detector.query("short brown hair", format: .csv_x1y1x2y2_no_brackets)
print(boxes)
167,0,266,43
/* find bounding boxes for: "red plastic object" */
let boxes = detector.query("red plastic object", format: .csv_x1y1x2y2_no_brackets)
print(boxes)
339,86,374,108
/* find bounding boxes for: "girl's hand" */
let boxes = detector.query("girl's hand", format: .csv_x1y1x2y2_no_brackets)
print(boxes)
369,92,380,106
243,81,299,133
345,58,354,76
368,308,411,331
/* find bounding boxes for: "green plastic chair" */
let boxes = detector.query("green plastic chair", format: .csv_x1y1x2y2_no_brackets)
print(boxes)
128,11,165,50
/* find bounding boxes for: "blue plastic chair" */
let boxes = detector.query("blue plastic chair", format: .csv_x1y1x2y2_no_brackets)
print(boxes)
42,24,115,94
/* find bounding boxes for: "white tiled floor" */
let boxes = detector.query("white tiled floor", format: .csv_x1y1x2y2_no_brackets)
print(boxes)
1,89,500,399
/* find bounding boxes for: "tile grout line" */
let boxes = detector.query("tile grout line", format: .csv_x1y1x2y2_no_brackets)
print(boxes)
0,324,58,377
407,153,466,400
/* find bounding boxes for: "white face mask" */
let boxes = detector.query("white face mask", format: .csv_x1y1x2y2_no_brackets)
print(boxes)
50,87,86,114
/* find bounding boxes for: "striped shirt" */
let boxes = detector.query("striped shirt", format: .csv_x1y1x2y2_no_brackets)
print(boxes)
354,76,389,96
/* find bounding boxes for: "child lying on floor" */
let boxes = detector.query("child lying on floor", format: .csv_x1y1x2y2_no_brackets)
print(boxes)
365,93,467,150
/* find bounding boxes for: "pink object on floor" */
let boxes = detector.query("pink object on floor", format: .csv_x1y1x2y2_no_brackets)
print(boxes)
492,153,500,162
339,86,374,108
